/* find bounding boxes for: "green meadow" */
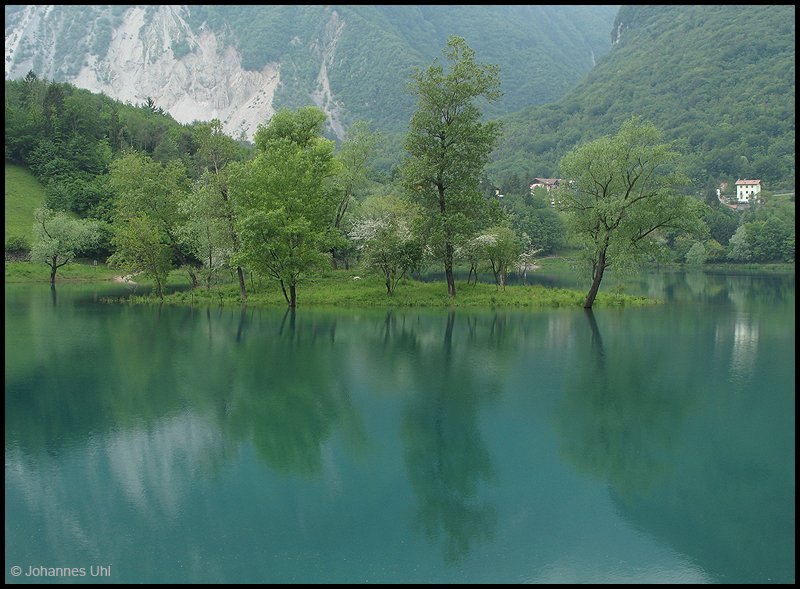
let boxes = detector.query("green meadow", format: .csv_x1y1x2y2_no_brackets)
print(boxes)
5,163,46,242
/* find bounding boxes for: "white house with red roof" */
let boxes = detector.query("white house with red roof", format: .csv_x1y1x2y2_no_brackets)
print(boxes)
529,178,561,193
735,179,762,203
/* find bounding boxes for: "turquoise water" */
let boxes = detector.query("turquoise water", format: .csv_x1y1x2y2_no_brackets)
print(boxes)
4,271,795,583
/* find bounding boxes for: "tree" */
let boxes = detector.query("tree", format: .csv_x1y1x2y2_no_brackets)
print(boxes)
401,36,502,297
193,119,248,301
331,121,382,269
704,204,739,245
109,151,196,286
178,175,232,290
31,207,99,285
684,241,708,265
108,215,173,299
557,117,704,308
474,225,524,289
349,194,423,295
517,236,543,285
233,107,339,308
727,225,752,262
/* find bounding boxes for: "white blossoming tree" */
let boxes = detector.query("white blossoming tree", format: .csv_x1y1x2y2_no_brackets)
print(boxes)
349,194,423,295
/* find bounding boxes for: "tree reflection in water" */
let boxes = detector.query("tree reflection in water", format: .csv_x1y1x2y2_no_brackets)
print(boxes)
397,311,500,565
555,309,697,498
222,308,365,478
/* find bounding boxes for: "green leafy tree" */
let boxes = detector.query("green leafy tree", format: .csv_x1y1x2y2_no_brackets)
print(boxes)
108,215,173,299
331,121,382,268
704,204,740,245
233,107,339,308
684,241,708,265
178,176,232,290
727,225,752,262
31,207,99,284
557,117,705,308
192,119,248,301
109,151,196,286
704,239,726,263
401,36,502,297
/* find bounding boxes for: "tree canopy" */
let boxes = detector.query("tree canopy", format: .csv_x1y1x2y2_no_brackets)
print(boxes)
232,107,340,308
557,117,705,308
401,36,503,297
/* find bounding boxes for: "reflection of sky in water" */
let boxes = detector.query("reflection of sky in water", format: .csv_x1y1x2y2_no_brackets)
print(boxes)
6,412,224,562
105,412,223,516
714,313,759,384
730,314,759,381
5,408,717,583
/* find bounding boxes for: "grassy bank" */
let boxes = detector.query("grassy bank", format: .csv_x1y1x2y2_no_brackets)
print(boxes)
114,270,655,309
5,164,46,242
5,261,120,282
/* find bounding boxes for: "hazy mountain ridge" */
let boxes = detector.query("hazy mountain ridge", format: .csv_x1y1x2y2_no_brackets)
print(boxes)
4,4,619,140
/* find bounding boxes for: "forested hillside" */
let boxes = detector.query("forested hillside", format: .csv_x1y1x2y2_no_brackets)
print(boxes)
489,5,795,192
3,74,220,259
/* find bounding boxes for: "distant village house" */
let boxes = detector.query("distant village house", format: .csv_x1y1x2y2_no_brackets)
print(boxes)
735,179,762,204
530,177,562,207
718,178,763,210
529,178,561,193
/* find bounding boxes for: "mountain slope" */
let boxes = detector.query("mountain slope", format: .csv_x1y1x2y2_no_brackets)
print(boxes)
489,5,795,190
5,5,619,140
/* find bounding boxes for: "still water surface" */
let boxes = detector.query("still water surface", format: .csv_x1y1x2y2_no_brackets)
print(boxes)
5,270,795,583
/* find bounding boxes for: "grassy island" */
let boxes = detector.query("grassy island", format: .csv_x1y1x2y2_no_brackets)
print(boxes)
6,259,656,309
115,270,655,309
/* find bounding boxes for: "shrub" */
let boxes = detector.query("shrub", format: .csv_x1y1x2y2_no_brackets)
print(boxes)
5,235,31,254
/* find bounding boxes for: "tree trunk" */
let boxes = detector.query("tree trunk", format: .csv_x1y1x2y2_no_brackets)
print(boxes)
50,257,57,285
279,280,289,307
288,283,297,308
438,184,456,298
236,266,247,304
583,250,607,309
385,268,393,295
185,266,198,289
445,243,456,297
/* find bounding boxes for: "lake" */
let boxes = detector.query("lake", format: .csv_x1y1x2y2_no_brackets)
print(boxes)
4,269,795,583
